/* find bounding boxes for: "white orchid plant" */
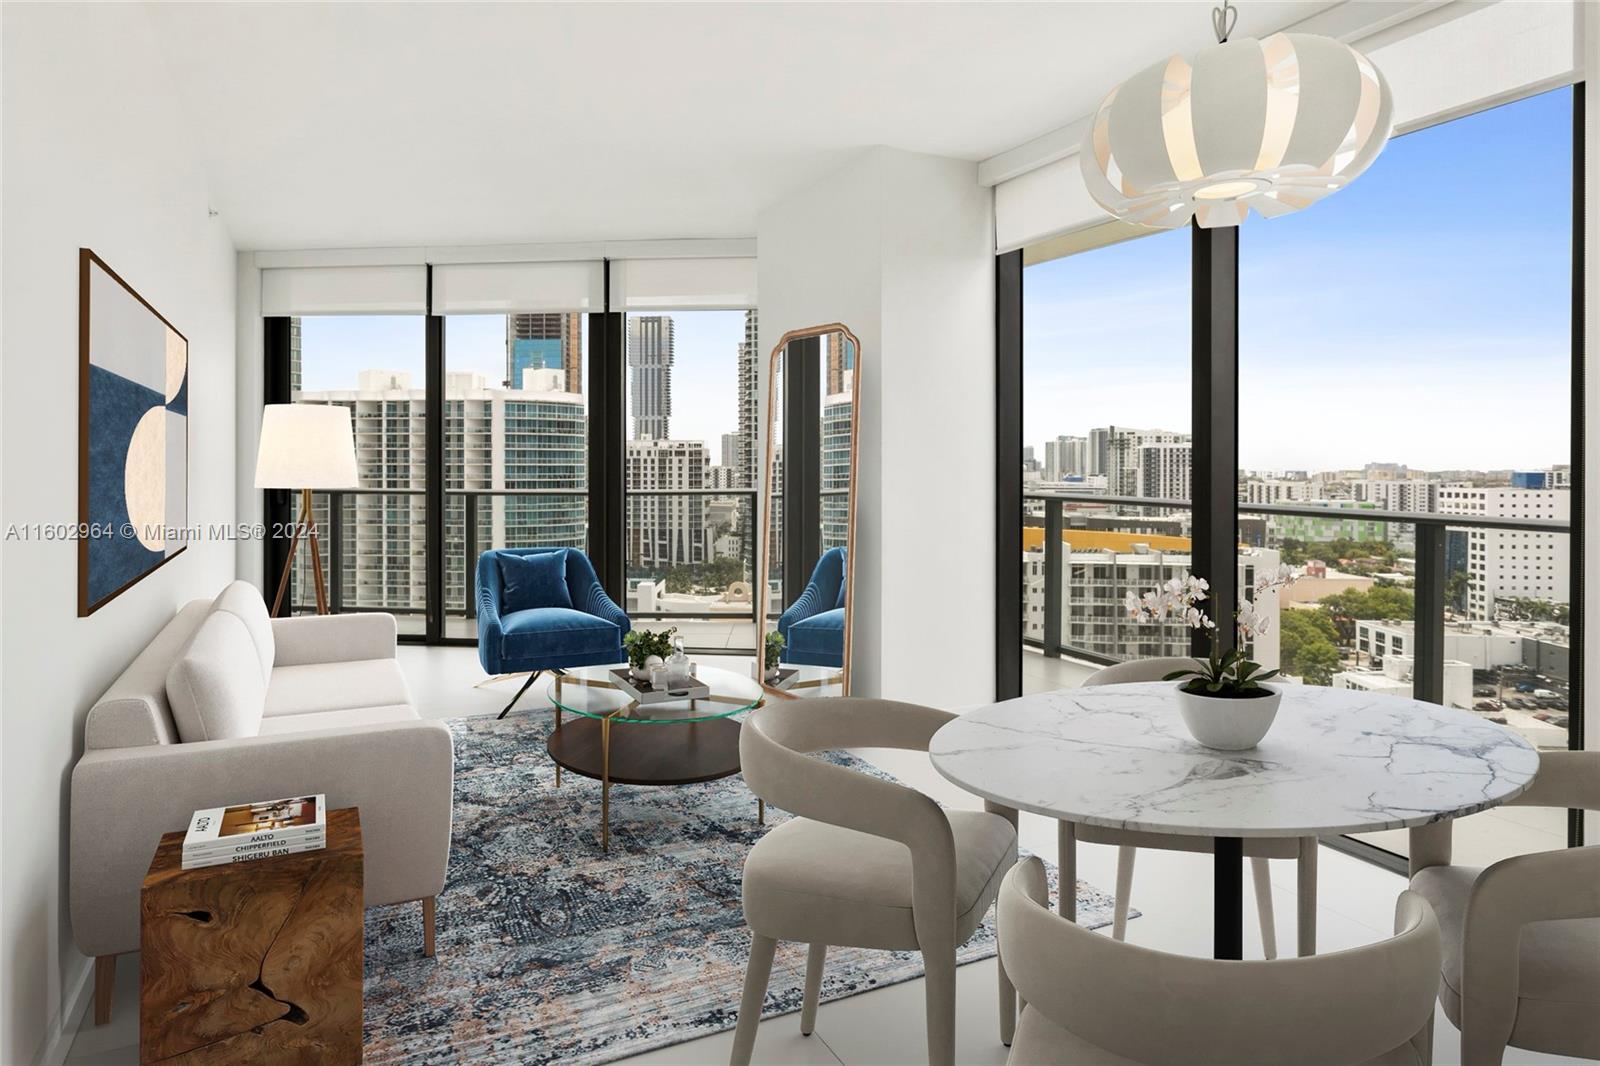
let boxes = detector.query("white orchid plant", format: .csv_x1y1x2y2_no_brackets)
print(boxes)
1124,564,1299,699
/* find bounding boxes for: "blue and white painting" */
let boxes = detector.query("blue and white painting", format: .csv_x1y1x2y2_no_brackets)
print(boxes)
80,250,187,615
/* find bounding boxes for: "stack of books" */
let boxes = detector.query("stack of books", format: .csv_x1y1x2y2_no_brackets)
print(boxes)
181,794,327,870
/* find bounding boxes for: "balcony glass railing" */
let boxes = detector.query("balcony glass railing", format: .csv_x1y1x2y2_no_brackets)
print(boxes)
625,488,759,652
1022,490,1577,868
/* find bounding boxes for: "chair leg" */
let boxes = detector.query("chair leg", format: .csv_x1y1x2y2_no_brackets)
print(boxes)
94,955,116,1025
997,935,1017,1047
1250,857,1277,960
422,896,436,957
496,670,542,719
1297,836,1318,957
923,948,957,1066
801,943,826,1036
1112,845,1136,940
730,934,777,1066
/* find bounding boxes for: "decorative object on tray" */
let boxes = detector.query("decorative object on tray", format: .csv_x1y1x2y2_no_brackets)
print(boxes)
623,625,677,681
607,668,709,705
78,249,189,616
144,807,363,1064
1125,566,1298,750
762,630,784,681
181,793,326,870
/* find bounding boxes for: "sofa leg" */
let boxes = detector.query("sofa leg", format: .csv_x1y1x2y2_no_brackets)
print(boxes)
95,955,116,1025
496,671,542,719
422,897,436,957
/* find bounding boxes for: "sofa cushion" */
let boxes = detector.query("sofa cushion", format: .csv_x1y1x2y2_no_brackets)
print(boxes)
255,703,420,736
500,607,620,663
210,580,275,683
498,549,572,613
264,659,413,718
85,599,211,750
165,611,267,742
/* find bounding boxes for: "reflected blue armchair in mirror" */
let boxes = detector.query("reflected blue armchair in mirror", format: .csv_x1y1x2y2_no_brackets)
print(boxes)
777,547,846,668
476,547,630,718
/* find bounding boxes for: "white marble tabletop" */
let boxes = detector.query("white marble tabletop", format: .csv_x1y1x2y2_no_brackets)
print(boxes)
929,682,1540,839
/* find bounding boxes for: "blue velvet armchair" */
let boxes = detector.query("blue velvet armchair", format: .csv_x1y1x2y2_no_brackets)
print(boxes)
477,547,630,717
777,547,847,668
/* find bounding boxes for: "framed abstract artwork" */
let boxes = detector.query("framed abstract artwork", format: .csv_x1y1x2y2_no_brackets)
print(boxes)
78,249,188,616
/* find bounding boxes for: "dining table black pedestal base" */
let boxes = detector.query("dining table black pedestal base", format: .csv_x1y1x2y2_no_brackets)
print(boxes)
1214,836,1244,960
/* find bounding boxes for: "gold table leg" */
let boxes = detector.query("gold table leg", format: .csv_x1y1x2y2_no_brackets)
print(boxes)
601,716,611,851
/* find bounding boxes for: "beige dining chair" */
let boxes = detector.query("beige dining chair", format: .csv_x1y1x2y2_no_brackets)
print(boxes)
730,697,1019,1066
1408,748,1600,1065
999,855,1440,1065
1075,657,1316,957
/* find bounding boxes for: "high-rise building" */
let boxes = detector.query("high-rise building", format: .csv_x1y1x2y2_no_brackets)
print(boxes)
296,369,586,616
1043,436,1088,483
736,310,759,488
1088,427,1111,477
288,317,303,395
1439,485,1570,620
826,332,854,396
1099,426,1187,498
821,394,853,551
721,432,741,470
627,438,708,568
1137,441,1191,500
627,315,674,441
507,313,583,393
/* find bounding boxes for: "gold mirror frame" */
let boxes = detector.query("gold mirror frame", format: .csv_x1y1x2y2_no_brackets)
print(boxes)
756,323,862,695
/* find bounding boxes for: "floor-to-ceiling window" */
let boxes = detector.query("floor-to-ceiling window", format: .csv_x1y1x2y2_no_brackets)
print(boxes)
1239,87,1577,865
442,312,589,638
1018,226,1193,694
289,315,428,635
1002,86,1583,863
623,308,760,652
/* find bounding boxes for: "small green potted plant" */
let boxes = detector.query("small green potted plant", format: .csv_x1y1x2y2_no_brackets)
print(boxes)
763,631,785,682
1126,566,1297,749
623,626,678,681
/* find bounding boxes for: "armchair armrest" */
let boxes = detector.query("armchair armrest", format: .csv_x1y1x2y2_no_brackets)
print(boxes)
1460,845,1600,1061
272,613,397,666
778,578,826,632
70,719,453,958
1507,749,1600,812
576,578,629,633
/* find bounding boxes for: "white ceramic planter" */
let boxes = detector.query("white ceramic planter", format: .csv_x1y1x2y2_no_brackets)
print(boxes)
1175,682,1282,750
631,656,664,682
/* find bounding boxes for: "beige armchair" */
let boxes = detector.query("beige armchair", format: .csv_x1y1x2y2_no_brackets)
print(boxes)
999,856,1440,1065
731,698,1019,1066
1076,657,1316,957
1408,749,1600,1065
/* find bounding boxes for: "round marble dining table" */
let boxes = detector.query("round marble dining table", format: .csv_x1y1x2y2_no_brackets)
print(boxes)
929,681,1540,959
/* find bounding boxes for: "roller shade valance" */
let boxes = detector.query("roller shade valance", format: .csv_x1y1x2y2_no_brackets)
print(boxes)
994,0,1577,254
260,265,427,316
609,257,757,310
430,260,604,314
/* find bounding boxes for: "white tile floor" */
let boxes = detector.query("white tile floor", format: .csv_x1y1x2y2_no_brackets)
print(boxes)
66,646,1586,1066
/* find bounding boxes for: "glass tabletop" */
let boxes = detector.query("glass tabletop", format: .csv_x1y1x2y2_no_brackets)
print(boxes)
549,664,766,723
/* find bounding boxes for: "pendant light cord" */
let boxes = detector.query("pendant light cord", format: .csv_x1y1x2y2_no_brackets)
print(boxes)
1212,0,1237,43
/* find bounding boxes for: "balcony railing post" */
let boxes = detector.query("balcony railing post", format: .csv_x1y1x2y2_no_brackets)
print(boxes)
1413,523,1446,704
327,491,343,614
1043,498,1063,658
464,492,478,620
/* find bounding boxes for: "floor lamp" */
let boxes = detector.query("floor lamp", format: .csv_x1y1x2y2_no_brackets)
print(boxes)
256,404,359,616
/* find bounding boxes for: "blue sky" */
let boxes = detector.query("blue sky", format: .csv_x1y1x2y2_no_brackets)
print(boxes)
1024,86,1574,473
300,309,748,458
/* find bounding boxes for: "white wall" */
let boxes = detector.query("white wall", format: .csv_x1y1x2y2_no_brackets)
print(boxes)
0,5,238,1062
758,147,995,708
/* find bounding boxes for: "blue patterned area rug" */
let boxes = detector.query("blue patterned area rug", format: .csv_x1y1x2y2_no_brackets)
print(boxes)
362,714,1128,1065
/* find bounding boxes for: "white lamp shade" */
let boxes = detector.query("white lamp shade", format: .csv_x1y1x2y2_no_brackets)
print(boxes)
254,404,359,490
1082,32,1393,229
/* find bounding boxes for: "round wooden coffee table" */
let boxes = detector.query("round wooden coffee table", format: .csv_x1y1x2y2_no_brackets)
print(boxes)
545,664,766,850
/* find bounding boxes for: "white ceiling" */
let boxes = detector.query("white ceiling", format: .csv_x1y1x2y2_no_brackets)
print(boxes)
147,1,1342,251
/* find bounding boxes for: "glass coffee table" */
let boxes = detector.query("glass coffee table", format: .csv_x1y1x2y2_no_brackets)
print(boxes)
546,664,766,850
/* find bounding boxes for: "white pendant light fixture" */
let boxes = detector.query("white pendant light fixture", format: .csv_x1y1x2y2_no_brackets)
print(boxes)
1081,1,1393,228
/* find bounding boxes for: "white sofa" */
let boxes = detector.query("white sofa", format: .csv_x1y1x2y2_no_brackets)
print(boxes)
71,581,454,1022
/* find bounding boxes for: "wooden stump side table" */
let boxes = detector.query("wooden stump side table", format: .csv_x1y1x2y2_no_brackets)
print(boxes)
140,807,364,1065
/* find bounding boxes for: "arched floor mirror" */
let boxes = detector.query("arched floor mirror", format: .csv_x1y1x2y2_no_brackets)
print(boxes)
757,324,860,696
